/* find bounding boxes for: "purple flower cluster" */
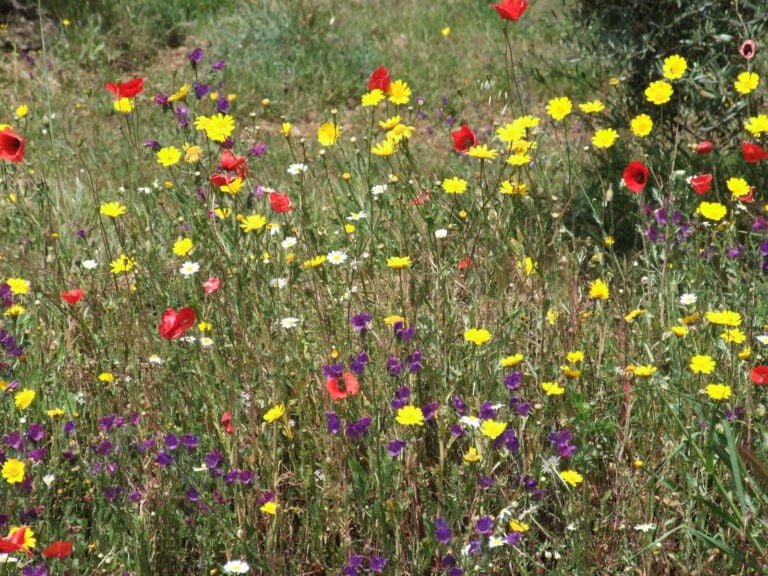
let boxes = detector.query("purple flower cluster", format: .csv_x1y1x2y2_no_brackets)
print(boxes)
342,552,388,575
0,328,24,358
548,428,577,458
325,411,373,440
350,311,372,332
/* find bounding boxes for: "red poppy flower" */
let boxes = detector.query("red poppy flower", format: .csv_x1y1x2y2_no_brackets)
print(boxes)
158,307,196,340
325,371,360,400
689,174,712,195
622,161,650,193
221,411,234,434
219,150,248,178
104,77,144,100
0,128,25,163
0,526,31,556
458,257,474,270
492,0,529,20
741,141,768,163
60,288,85,305
751,365,768,385
210,173,238,188
202,277,221,295
451,124,478,153
740,39,757,60
42,540,73,559
695,140,713,155
269,192,293,213
368,66,392,93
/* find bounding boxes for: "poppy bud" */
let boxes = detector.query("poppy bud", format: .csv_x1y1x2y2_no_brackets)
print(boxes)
492,0,529,20
694,141,713,155
221,411,234,434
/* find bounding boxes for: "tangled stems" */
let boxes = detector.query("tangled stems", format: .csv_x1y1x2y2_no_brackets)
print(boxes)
502,23,526,116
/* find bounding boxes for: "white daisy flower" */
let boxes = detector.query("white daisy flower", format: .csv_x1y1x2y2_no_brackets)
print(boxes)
179,261,200,277
223,560,250,574
281,236,298,249
371,184,388,195
679,293,697,306
280,317,300,329
327,250,348,265
287,163,308,175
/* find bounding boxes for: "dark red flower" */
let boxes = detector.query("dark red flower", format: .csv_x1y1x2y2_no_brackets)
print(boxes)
751,365,768,385
325,371,360,400
269,191,293,213
622,161,650,193
695,140,713,155
60,288,85,305
0,526,31,556
158,307,196,340
741,141,768,163
202,277,221,295
0,128,25,163
689,174,712,195
221,411,234,434
492,0,529,20
368,66,392,93
740,40,757,60
451,124,478,153
105,77,144,100
42,540,74,559
219,150,247,178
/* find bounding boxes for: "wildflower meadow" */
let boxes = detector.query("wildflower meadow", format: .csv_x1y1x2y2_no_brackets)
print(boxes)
3,0,768,573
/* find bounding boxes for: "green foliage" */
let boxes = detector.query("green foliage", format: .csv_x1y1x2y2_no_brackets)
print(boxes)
40,0,233,68
574,0,768,137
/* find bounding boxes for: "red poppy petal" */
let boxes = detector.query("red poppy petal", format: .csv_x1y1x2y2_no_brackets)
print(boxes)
342,372,360,396
750,365,768,385
0,540,22,553
325,378,346,400
0,129,25,163
174,307,197,332
43,540,74,558
61,289,85,305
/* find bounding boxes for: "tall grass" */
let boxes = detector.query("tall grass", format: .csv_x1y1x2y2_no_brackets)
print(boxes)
0,1,768,575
